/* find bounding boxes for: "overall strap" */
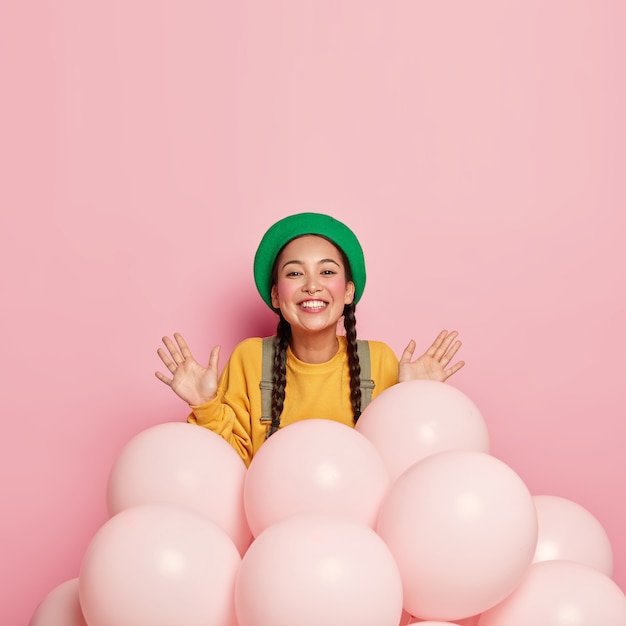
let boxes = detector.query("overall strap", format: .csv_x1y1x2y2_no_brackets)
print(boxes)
356,339,375,412
259,336,274,425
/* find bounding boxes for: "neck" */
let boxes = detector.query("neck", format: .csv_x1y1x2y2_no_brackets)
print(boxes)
289,327,339,363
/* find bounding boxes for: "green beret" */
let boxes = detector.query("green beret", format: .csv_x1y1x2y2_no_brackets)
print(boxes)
253,212,366,310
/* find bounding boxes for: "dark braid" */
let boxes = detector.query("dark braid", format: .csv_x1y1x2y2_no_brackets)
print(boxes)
344,302,362,423
267,313,291,438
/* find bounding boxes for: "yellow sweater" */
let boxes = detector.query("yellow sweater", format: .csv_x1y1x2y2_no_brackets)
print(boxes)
188,336,399,466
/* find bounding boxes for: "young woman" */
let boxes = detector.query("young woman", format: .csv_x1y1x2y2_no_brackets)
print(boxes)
156,213,464,466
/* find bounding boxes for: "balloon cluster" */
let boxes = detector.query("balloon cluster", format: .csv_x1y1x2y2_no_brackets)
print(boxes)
30,381,625,626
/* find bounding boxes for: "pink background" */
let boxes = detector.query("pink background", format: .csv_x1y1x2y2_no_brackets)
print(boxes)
1,1,624,622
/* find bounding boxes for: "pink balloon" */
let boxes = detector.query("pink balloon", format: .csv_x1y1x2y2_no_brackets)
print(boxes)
106,422,252,554
377,450,537,621
244,419,390,537
411,620,459,626
30,578,87,626
477,560,626,626
411,618,479,626
235,512,403,626
398,609,417,625
532,494,614,575
355,380,489,481
79,504,241,626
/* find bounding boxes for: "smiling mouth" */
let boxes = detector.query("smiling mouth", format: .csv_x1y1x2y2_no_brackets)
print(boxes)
299,300,328,310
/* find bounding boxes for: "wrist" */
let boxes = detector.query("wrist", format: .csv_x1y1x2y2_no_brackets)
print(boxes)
189,392,217,407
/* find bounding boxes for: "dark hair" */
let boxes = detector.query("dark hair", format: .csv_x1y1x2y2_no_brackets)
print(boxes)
265,236,362,438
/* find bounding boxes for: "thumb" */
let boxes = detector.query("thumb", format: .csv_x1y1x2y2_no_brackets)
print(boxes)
208,345,221,373
399,339,416,364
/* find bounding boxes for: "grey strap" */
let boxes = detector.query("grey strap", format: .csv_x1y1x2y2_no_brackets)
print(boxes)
356,339,375,411
259,336,274,425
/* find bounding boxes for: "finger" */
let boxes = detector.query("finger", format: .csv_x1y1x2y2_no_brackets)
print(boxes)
426,330,448,357
399,340,416,364
157,347,178,373
174,332,194,360
439,339,462,367
208,345,221,373
442,360,465,380
162,336,184,364
433,330,459,361
154,370,172,385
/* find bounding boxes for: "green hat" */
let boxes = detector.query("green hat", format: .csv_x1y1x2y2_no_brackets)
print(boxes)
253,212,366,310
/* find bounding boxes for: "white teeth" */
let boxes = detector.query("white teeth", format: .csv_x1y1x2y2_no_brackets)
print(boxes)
301,301,326,309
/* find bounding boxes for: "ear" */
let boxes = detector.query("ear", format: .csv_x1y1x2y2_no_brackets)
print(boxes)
271,284,280,309
344,281,355,305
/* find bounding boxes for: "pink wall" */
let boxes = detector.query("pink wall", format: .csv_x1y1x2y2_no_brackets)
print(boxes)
1,1,624,622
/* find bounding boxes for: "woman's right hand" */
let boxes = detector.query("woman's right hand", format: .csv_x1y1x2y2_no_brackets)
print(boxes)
155,333,220,406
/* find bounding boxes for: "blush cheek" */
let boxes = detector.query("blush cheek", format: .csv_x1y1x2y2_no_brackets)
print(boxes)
325,276,349,299
274,280,296,304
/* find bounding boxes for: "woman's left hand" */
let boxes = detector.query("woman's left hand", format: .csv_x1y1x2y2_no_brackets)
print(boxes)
399,330,465,383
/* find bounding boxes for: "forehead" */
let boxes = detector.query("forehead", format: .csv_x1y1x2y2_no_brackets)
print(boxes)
277,235,343,262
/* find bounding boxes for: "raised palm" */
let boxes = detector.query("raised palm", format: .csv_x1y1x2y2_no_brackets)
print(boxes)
155,333,220,406
399,330,465,383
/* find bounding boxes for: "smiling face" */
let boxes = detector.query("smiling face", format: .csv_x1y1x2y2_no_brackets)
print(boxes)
270,235,355,336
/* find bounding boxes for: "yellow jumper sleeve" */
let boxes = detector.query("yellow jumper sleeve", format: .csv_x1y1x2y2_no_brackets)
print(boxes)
187,338,264,466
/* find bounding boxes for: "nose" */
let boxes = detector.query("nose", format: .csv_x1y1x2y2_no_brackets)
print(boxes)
303,276,321,295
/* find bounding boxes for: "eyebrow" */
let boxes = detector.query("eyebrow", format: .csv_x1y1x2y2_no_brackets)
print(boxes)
281,258,341,270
